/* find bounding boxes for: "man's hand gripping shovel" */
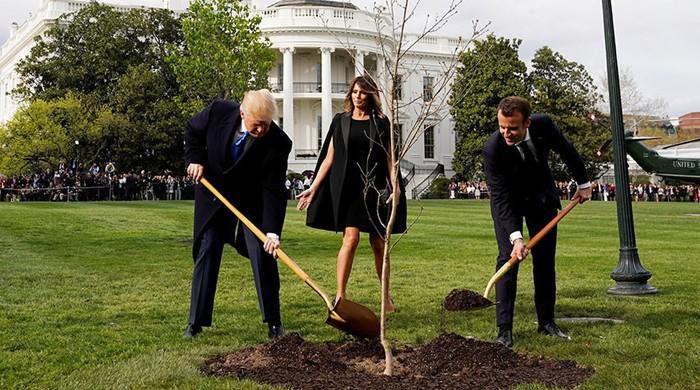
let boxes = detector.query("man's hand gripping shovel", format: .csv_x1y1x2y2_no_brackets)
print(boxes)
471,197,583,311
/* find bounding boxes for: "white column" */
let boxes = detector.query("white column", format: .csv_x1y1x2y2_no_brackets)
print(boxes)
376,54,390,116
281,47,295,147
354,49,365,76
0,82,5,123
376,53,386,86
321,47,334,145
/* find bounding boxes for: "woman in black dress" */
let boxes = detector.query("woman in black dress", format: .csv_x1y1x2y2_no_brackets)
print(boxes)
297,75,407,312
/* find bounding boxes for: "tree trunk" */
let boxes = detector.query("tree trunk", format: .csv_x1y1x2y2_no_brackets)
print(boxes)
381,153,400,376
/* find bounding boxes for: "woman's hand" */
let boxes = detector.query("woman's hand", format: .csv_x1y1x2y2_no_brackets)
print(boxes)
296,187,316,210
386,185,401,205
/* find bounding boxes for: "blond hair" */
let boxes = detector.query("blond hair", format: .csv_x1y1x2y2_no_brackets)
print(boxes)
241,89,278,122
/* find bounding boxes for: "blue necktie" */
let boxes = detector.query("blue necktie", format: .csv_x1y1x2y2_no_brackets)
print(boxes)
231,131,247,162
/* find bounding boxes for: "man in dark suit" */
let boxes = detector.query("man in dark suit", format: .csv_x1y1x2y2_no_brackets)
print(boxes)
483,96,591,348
183,89,292,339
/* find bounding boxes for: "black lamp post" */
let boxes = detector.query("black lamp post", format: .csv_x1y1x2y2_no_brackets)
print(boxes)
602,0,657,295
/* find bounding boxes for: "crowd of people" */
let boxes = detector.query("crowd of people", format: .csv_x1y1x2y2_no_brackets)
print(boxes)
0,163,197,202
3,168,699,203
448,181,489,199
285,174,312,200
557,181,700,202
444,180,699,202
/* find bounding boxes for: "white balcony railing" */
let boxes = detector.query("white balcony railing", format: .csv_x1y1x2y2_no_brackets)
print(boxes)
267,81,349,94
256,6,386,36
256,6,460,56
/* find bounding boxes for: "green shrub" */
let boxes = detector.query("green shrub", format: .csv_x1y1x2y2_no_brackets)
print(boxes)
631,175,651,185
287,171,304,182
424,176,450,199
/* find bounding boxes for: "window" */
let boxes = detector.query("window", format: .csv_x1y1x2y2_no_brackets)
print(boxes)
393,74,403,101
277,63,284,91
424,125,434,159
393,123,403,153
422,76,433,101
315,63,322,92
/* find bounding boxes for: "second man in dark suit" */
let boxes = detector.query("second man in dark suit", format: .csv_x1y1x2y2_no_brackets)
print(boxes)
183,89,292,339
483,96,591,348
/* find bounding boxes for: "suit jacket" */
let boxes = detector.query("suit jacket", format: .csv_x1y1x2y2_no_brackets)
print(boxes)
306,111,407,233
184,99,292,255
483,114,588,236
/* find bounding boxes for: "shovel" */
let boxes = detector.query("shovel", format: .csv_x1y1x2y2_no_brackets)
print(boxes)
200,178,380,338
481,197,582,303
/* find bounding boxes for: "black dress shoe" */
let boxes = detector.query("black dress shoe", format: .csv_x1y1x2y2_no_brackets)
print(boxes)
268,323,285,339
537,322,571,340
495,329,513,348
183,323,202,339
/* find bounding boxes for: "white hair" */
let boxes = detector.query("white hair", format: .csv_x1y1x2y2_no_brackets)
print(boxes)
241,89,278,122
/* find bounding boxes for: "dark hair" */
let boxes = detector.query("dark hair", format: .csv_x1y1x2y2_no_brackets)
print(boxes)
497,96,531,119
344,74,384,117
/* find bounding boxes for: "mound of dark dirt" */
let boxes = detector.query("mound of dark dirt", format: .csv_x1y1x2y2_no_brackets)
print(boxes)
442,288,494,311
203,333,593,390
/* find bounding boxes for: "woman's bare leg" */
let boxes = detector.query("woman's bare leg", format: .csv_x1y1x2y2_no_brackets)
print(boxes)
336,227,360,303
370,234,395,312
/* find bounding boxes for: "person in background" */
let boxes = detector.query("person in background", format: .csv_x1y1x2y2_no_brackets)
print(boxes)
89,162,100,176
105,161,116,175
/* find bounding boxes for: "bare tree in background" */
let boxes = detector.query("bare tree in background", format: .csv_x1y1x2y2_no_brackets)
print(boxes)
319,0,487,375
599,67,669,134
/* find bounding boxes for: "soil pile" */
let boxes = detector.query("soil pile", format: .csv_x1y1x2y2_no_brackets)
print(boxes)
203,333,593,389
442,288,493,311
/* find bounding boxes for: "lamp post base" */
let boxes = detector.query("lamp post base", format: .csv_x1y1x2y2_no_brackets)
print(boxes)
607,248,658,295
607,281,658,295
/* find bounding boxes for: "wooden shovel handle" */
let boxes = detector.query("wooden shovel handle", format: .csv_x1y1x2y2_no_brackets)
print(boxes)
520,197,581,258
483,197,581,298
199,178,333,309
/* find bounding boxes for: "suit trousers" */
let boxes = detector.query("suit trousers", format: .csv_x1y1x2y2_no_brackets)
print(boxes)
188,211,281,327
495,203,558,329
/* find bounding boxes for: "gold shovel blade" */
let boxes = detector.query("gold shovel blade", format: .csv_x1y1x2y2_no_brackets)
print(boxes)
325,297,380,338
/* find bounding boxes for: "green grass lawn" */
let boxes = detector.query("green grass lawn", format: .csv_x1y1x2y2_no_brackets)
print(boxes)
1,199,699,389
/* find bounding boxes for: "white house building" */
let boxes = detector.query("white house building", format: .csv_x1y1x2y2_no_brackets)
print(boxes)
1,0,463,190
0,0,186,125
259,0,462,184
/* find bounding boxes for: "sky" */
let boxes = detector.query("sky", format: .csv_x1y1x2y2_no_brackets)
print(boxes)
1,0,698,117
